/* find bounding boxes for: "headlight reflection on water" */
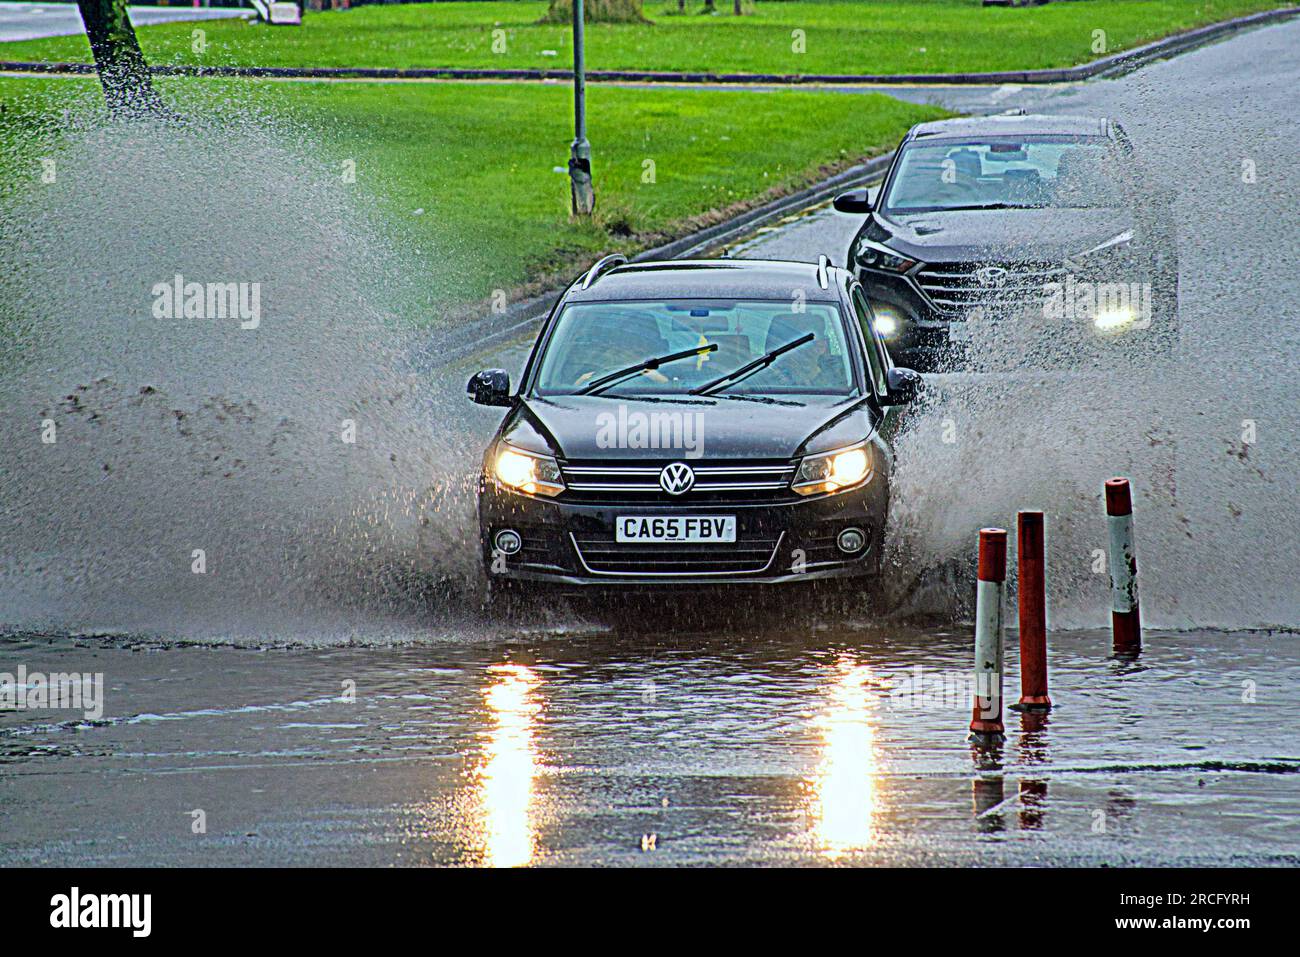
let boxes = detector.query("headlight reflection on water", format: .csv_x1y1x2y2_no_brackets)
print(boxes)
477,664,542,868
811,661,880,858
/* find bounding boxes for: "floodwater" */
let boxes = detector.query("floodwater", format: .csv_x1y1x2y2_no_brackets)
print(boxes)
2,624,1297,866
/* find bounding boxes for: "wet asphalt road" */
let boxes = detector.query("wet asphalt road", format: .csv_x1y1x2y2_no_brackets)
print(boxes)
3,627,1297,866
3,19,1300,866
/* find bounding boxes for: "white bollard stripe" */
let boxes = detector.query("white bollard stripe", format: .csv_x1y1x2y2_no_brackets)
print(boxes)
973,578,1004,715
1107,512,1139,614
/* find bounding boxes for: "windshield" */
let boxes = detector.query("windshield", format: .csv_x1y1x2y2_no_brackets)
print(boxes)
533,299,857,398
883,135,1127,213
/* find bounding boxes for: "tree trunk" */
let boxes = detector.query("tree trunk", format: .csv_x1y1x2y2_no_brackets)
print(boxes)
538,0,651,25
76,0,166,115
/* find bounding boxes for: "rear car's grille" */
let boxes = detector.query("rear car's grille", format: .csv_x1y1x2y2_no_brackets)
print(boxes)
560,460,797,503
914,261,1067,315
569,531,785,577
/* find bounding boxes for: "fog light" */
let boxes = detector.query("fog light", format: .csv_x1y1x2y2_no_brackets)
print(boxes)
1093,306,1136,332
494,529,522,555
873,306,904,340
836,527,867,554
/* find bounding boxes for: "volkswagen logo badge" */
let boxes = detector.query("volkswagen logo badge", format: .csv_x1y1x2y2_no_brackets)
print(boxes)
975,266,1009,288
659,462,695,495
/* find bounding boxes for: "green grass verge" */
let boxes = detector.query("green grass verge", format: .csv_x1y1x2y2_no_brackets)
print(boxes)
0,1,1289,76
0,74,944,311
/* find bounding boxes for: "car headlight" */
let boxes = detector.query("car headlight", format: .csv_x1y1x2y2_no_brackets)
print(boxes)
493,445,565,497
792,442,873,496
854,239,917,274
1093,306,1138,332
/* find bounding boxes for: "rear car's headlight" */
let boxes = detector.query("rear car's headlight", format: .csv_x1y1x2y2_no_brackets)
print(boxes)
493,445,565,497
1093,306,1139,333
792,442,873,496
854,239,917,274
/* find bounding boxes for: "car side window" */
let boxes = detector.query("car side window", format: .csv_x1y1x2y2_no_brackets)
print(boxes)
850,286,889,396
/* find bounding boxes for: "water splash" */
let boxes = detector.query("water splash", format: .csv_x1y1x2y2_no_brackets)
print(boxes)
0,103,484,639
879,85,1300,631
2,73,1296,642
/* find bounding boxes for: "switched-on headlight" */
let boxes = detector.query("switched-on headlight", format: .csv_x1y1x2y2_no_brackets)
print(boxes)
792,442,873,496
493,445,565,497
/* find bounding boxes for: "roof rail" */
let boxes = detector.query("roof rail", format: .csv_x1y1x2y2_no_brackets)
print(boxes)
581,253,629,290
815,254,830,289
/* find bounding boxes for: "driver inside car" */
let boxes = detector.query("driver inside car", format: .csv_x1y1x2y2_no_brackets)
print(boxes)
760,313,841,389
570,314,671,386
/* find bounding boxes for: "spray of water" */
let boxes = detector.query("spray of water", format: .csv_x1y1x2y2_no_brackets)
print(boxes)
879,78,1300,631
0,103,486,640
2,73,1296,642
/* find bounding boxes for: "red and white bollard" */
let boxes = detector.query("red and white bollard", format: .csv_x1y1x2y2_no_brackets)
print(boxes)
970,527,1007,740
1016,511,1052,711
1105,478,1142,655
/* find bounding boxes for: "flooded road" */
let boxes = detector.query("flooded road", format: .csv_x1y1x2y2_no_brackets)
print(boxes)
2,18,1299,865
3,625,1297,866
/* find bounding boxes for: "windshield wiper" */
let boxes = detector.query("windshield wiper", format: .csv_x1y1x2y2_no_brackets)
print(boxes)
577,343,717,396
689,332,814,396
711,392,804,407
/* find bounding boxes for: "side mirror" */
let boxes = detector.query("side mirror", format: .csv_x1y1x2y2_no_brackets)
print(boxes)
885,366,924,405
467,369,512,407
832,188,873,214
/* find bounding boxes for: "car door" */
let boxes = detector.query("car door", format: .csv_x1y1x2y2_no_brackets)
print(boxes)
849,283,904,449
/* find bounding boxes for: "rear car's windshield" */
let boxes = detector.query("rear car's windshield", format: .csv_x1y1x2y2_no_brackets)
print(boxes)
533,299,858,397
883,135,1127,212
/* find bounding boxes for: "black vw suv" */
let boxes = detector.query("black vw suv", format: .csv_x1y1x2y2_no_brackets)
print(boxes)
466,256,923,591
833,114,1179,369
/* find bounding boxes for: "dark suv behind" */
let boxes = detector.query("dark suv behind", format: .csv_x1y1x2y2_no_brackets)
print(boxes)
833,114,1179,369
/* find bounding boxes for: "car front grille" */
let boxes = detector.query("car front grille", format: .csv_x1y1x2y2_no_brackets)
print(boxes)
569,531,785,577
510,525,563,569
559,460,798,504
914,261,1067,315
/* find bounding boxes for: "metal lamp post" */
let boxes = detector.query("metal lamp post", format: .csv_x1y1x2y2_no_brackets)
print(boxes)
568,0,595,215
